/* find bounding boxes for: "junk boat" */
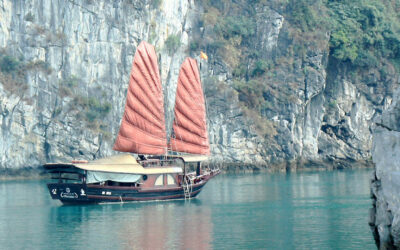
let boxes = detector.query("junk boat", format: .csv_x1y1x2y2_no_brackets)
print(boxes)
44,41,220,204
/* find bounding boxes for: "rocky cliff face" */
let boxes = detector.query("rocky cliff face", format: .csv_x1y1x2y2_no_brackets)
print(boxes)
0,0,398,171
0,0,196,170
370,87,400,249
190,1,399,169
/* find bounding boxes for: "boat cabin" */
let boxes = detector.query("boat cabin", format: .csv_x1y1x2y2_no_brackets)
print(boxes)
44,154,209,189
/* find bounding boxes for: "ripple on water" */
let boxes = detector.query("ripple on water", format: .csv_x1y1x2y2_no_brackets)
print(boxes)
0,169,375,249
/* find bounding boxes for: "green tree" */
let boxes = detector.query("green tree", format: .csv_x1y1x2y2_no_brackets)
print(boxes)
165,34,181,54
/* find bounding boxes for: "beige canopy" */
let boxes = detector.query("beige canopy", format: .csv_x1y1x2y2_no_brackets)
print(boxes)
45,153,208,174
46,154,182,174
166,155,209,163
75,154,182,174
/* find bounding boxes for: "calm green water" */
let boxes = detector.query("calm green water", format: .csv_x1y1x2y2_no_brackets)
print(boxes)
0,169,375,249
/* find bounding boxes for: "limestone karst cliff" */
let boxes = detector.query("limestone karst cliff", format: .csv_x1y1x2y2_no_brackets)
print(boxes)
370,87,400,249
0,0,399,171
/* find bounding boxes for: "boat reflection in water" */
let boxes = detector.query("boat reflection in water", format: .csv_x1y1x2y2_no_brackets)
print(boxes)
126,201,212,249
49,200,213,249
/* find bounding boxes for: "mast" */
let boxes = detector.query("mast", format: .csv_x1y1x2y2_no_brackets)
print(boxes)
168,58,210,155
113,41,167,155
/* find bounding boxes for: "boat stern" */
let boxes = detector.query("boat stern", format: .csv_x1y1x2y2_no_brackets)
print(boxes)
47,183,90,203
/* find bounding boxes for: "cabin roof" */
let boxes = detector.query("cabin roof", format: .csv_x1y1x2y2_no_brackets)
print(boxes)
74,163,182,174
44,154,182,174
166,155,208,163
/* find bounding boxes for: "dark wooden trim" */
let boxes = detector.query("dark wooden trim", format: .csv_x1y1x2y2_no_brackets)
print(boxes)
86,181,206,192
86,189,202,202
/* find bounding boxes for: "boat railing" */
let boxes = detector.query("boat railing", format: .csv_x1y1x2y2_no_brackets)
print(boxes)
140,158,182,168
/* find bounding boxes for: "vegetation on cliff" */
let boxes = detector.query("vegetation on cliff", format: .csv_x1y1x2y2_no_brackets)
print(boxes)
0,53,111,140
195,0,400,138
59,76,112,138
0,52,51,94
289,0,400,68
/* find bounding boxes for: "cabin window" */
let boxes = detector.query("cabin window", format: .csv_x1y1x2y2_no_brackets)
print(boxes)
155,175,164,186
51,172,82,184
167,174,175,185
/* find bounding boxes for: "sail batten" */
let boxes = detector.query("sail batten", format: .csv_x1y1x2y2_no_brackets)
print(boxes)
174,108,204,136
125,96,162,129
126,83,164,127
169,140,210,152
138,48,161,91
174,93,203,128
168,58,210,155
133,58,158,95
130,64,162,118
173,125,208,145
113,41,167,154
176,74,203,105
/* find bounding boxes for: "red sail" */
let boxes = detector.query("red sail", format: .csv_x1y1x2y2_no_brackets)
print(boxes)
168,58,210,155
113,41,167,155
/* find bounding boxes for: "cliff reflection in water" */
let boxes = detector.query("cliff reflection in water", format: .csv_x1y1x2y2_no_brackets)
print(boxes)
207,170,373,249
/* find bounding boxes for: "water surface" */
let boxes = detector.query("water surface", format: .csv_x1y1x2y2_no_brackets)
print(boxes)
0,169,374,249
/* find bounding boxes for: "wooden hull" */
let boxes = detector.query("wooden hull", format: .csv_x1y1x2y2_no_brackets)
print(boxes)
47,175,216,205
